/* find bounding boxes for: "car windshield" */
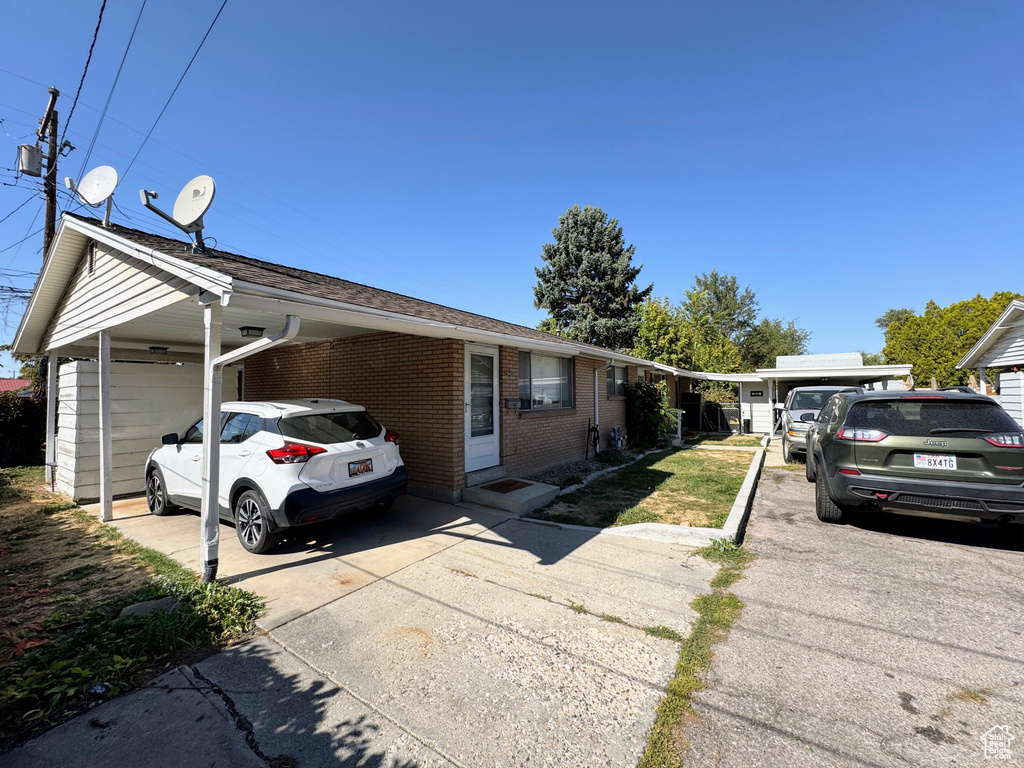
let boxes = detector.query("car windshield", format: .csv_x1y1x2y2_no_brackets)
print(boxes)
279,411,382,444
845,399,1020,438
790,391,841,411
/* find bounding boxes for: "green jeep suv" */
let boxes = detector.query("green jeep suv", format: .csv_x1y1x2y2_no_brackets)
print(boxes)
805,390,1024,527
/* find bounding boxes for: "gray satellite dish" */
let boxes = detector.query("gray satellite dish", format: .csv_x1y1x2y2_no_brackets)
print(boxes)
65,165,118,226
140,175,217,253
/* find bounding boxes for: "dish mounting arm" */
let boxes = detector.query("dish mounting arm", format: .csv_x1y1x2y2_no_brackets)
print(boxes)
139,189,208,252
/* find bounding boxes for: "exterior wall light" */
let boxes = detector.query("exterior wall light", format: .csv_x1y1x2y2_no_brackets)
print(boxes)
239,326,265,338
149,346,169,355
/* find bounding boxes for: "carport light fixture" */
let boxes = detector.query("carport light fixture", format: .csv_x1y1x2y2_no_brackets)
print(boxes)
239,326,265,338
149,345,169,355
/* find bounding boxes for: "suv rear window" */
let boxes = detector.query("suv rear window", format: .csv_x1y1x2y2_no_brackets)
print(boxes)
279,411,382,444
845,399,1020,438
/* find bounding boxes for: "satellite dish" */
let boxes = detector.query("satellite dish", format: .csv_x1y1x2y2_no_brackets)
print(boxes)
66,166,118,227
172,175,215,228
140,174,217,253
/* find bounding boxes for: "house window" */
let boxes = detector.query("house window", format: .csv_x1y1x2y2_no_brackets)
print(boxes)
518,350,573,410
607,365,627,396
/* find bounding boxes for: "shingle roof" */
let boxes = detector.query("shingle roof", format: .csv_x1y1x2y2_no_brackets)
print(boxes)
68,214,606,354
0,378,31,393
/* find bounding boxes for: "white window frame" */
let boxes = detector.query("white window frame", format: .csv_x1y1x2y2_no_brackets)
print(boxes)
518,350,574,410
607,365,627,397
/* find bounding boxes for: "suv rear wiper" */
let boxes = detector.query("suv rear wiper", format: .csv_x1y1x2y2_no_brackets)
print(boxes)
928,428,991,434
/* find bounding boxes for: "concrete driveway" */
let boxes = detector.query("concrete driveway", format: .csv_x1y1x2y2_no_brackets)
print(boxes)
684,467,1024,768
19,493,720,767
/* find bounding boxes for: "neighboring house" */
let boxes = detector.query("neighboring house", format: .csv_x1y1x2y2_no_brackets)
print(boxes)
0,378,32,396
957,299,1024,427
13,213,695,504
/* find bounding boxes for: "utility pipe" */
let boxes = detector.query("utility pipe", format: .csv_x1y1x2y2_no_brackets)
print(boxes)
199,311,300,584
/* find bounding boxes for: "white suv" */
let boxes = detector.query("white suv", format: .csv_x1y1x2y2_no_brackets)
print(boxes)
144,399,406,553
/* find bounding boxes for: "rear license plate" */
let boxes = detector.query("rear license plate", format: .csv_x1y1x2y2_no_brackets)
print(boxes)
914,454,957,471
348,459,373,477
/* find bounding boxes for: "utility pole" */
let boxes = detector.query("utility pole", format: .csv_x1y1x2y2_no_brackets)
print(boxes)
39,87,60,260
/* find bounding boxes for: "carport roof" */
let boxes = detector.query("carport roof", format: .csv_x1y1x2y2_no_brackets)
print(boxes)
13,213,655,366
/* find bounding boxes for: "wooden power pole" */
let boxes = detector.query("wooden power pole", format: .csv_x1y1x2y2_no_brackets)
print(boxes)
39,87,60,260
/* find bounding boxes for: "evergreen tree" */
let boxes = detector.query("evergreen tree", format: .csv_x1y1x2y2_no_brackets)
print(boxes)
533,205,652,351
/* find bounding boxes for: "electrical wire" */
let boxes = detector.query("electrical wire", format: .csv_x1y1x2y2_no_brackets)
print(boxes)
119,0,228,185
0,194,39,225
0,226,44,256
77,0,148,179
61,0,109,148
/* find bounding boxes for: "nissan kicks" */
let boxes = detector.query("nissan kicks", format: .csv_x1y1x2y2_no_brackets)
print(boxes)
805,390,1024,529
145,399,407,553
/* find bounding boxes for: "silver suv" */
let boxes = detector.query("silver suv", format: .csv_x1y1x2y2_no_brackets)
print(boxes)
777,386,862,463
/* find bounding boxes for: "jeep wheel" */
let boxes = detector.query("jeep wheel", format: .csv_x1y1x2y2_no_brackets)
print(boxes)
806,452,816,483
235,490,283,554
815,473,848,524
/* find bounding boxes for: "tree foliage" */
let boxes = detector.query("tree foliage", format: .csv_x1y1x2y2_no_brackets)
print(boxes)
738,318,810,370
624,379,669,449
882,292,1023,385
689,270,758,342
875,308,915,331
533,205,652,351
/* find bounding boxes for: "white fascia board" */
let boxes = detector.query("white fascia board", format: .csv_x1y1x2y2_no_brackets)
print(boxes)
956,300,1024,369
227,287,584,356
754,364,913,379
65,217,233,295
12,216,233,356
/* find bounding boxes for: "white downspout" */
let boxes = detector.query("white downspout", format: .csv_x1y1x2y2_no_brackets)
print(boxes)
199,310,300,584
593,359,615,451
45,354,58,486
98,330,113,523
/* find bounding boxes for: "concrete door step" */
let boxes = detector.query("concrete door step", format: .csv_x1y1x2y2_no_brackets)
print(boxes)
465,464,507,487
461,478,559,517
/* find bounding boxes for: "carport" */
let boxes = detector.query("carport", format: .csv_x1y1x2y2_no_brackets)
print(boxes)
13,213,652,582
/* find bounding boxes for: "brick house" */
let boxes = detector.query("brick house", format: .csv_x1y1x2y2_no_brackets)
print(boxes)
14,214,684,504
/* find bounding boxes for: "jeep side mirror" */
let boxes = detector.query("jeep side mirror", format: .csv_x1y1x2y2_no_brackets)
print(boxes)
161,433,179,445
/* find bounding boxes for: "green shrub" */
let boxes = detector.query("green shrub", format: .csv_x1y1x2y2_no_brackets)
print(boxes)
624,380,670,449
0,393,45,468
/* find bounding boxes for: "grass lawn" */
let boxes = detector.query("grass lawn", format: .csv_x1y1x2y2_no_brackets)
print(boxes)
684,434,764,448
0,467,264,750
531,447,753,528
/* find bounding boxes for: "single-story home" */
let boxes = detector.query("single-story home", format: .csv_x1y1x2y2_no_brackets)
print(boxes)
957,299,1024,427
13,213,696,510
0,377,32,395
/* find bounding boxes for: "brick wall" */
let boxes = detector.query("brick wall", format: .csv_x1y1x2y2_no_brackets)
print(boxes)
244,332,465,501
499,348,633,478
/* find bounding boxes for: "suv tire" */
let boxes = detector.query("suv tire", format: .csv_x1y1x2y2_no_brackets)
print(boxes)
815,473,848,524
806,452,817,483
146,467,177,516
235,489,283,554
782,440,792,464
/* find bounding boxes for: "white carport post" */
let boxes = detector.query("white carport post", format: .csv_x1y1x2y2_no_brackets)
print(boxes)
44,354,58,485
200,301,223,584
98,331,113,522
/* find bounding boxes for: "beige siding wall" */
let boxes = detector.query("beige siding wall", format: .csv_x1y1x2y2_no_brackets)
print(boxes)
44,243,193,350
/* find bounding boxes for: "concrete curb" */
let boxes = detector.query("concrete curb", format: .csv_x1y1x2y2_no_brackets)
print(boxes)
523,448,767,547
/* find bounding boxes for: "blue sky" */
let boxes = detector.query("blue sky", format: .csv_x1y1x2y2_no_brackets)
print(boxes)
1,0,1021,376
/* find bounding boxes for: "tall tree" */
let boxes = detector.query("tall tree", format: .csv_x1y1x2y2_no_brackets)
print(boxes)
632,298,688,367
739,318,810,370
689,270,759,342
875,308,915,331
882,292,1023,385
680,289,744,373
534,205,652,351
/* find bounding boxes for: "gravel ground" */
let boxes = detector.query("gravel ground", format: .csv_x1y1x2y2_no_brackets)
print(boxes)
683,467,1024,767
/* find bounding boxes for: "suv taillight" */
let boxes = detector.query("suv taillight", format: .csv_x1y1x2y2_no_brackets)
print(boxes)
385,429,399,445
836,427,888,442
266,442,327,464
984,433,1024,448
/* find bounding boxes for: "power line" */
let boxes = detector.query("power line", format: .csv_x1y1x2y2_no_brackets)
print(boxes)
120,0,228,184
0,194,39,225
61,0,109,147
77,0,148,179
0,226,44,256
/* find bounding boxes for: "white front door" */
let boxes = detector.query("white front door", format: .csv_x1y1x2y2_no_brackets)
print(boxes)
465,344,500,473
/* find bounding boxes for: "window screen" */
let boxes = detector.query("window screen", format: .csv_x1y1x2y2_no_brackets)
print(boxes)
518,351,573,410
607,366,626,396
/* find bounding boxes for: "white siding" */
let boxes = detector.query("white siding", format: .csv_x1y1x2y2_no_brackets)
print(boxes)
983,333,1024,369
56,361,240,501
740,383,773,434
43,243,194,351
999,371,1024,428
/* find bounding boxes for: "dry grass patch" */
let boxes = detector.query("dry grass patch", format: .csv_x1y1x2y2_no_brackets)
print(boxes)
685,434,764,448
532,448,752,528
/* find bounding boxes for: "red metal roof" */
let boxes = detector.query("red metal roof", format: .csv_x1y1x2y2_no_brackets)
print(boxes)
0,378,31,392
